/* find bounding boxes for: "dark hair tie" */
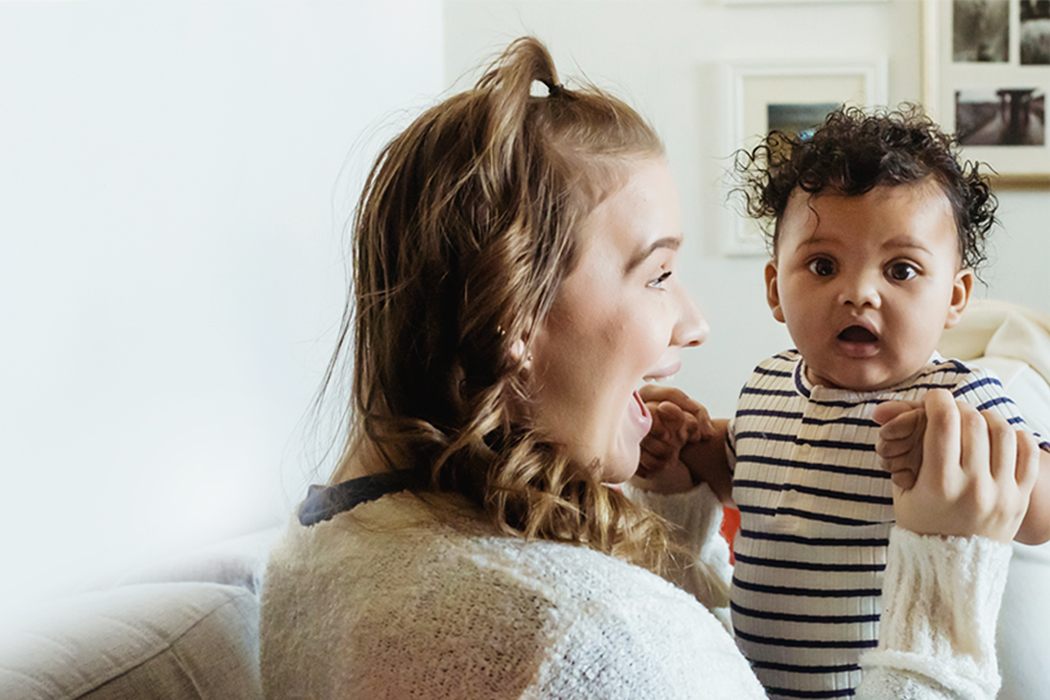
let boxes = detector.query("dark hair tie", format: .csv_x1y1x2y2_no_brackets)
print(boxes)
548,82,565,97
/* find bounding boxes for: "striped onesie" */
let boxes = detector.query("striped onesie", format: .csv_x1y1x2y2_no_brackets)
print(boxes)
728,349,1049,699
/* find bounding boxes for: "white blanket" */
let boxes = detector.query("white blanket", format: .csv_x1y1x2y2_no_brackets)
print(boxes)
940,298,1050,439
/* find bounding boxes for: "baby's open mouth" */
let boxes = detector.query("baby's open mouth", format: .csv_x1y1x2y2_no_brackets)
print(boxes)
837,325,878,343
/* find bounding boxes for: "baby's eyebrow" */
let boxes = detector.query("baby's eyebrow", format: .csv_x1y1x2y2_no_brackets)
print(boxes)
625,236,681,273
882,236,932,254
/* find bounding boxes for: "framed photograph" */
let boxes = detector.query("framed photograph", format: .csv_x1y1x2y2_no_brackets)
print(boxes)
922,0,1050,188
720,60,888,255
719,0,887,4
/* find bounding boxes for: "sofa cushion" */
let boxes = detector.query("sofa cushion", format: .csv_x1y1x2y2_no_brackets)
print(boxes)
0,582,261,700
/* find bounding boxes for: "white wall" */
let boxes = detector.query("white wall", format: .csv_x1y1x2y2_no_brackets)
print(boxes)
445,0,1050,419
0,1,442,619
2,0,1044,622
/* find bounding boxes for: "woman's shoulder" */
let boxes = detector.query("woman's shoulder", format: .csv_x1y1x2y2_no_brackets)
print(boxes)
262,491,761,699
268,489,695,609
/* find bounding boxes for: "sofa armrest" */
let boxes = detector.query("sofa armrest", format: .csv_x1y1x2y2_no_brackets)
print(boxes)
0,582,261,700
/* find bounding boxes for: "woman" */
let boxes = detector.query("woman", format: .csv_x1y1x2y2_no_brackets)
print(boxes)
260,37,1038,699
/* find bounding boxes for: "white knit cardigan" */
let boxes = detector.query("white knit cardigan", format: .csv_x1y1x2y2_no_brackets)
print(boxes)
261,484,1010,700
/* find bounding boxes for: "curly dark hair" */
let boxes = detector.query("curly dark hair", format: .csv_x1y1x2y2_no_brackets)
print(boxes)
734,104,997,273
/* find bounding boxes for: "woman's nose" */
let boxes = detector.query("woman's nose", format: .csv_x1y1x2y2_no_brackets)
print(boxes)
673,288,708,348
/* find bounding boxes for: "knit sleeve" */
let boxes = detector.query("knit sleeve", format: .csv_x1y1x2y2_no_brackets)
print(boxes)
855,527,1012,700
622,483,732,627
528,549,767,700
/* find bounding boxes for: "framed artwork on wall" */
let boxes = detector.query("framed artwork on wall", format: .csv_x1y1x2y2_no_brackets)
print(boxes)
922,0,1050,188
720,59,888,256
719,0,887,4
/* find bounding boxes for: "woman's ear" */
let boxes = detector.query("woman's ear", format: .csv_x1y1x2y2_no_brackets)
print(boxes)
509,338,533,367
944,268,974,329
765,261,785,324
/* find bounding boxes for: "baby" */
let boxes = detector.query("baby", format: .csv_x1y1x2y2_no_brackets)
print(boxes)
641,105,1050,700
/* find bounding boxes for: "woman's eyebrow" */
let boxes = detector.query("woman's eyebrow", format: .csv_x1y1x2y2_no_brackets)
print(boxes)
625,236,681,272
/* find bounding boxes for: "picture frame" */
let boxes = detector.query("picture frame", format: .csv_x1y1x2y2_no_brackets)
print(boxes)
720,59,888,256
719,0,887,4
922,0,1050,188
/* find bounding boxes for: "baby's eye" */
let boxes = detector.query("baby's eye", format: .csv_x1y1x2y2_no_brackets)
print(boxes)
887,262,918,281
648,270,673,289
807,257,835,277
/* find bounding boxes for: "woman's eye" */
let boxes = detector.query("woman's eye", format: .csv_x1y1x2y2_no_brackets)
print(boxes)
807,258,835,277
648,270,673,289
887,262,918,281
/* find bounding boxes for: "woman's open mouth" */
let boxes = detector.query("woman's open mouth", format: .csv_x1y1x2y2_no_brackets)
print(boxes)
630,389,653,438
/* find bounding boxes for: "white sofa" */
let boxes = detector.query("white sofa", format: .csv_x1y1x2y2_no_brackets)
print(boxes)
0,528,280,700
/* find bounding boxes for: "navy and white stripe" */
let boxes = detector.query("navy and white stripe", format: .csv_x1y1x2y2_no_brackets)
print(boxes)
729,350,1047,699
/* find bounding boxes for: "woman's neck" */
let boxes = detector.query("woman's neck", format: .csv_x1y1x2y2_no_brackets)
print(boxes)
330,440,391,484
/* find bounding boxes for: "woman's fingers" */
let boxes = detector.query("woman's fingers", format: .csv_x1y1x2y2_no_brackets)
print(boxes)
1015,429,1041,494
639,384,713,440
957,402,991,487
979,409,1013,483
918,389,961,492
639,384,701,412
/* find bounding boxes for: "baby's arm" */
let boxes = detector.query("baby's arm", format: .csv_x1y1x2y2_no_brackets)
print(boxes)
679,420,733,505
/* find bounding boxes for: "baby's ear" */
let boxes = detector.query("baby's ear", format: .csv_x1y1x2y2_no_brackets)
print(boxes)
944,269,974,329
765,261,785,323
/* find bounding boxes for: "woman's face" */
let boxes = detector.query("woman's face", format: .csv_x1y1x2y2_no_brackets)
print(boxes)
527,157,707,483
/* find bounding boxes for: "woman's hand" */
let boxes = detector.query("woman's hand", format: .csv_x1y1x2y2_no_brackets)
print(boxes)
874,388,1040,543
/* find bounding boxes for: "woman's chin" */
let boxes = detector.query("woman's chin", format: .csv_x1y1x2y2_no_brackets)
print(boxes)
597,441,642,484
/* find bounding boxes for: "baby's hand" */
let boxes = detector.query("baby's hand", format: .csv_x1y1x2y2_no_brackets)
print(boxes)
873,399,926,490
635,385,729,498
635,386,705,493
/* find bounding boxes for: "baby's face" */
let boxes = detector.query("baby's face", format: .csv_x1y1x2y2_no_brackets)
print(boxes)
765,180,973,391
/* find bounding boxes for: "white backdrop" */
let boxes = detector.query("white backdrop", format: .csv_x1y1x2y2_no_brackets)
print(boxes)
0,1,443,619
446,0,1050,420
3,0,1047,623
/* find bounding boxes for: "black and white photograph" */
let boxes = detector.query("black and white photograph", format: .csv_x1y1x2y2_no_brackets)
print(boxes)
1021,0,1050,65
929,0,1050,179
953,0,1010,62
955,88,1046,145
